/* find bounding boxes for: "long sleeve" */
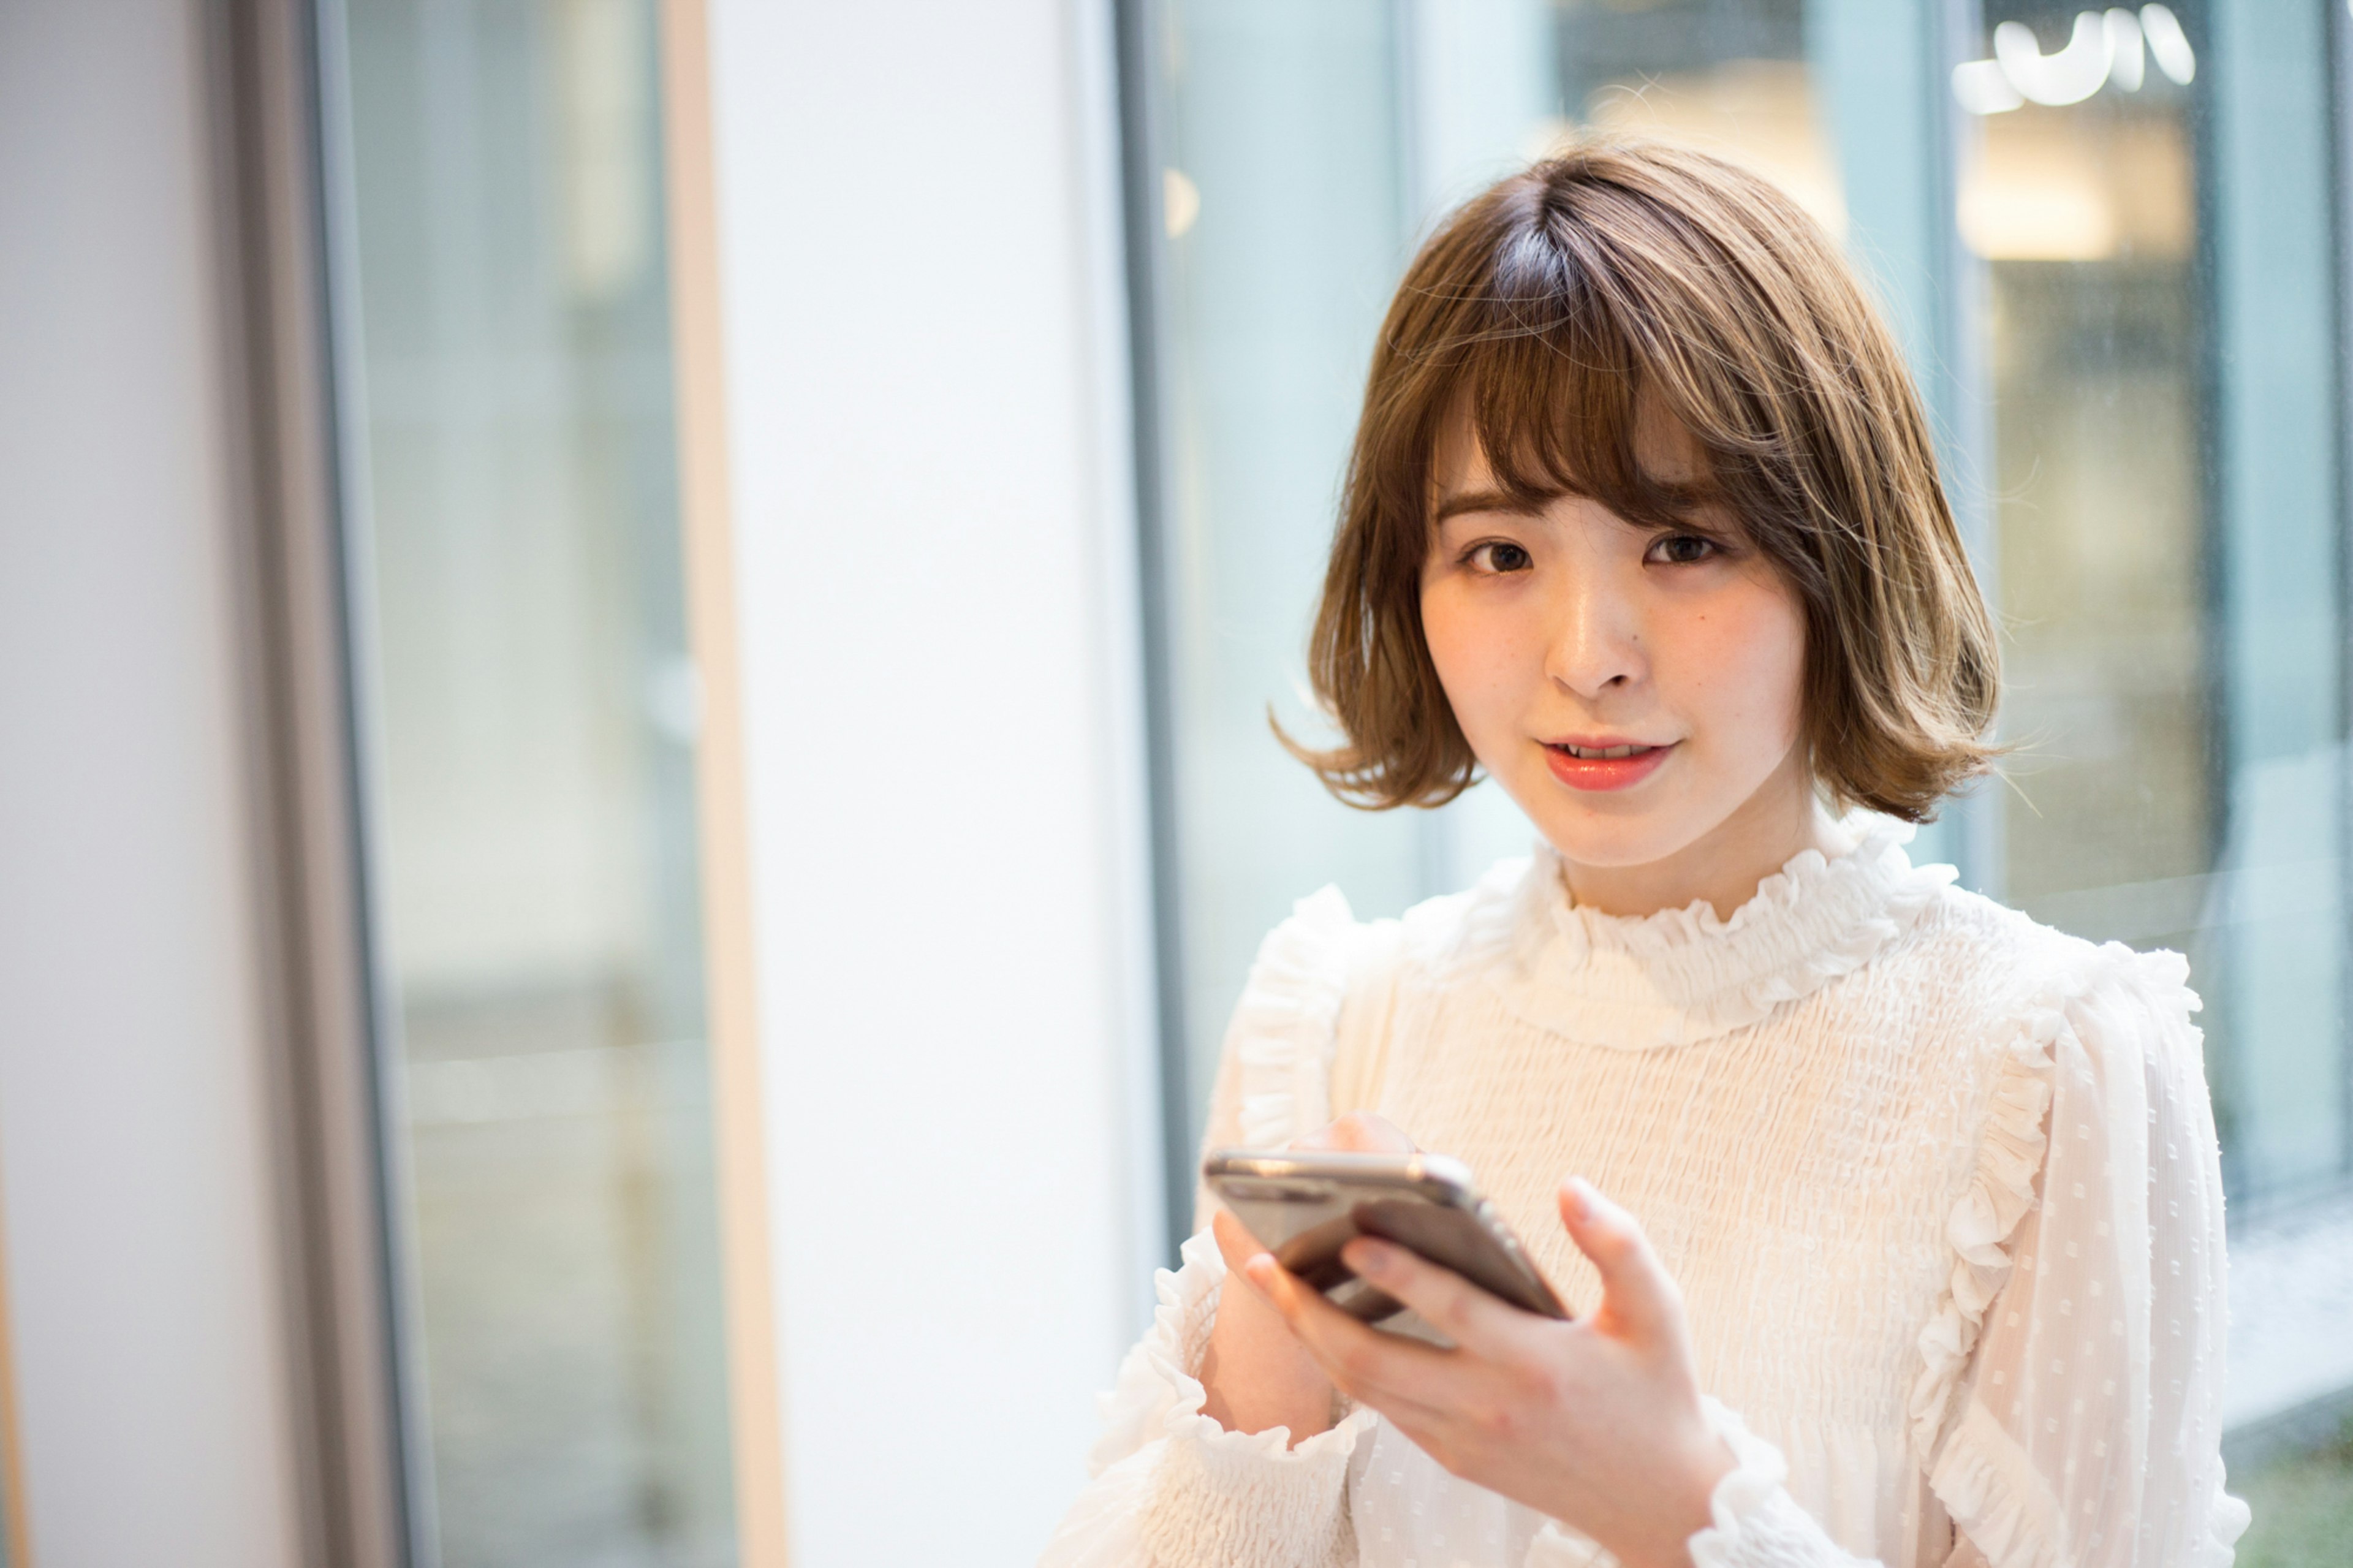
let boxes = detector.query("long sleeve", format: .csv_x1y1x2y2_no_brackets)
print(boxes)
1041,890,1374,1568
1533,947,2253,1568
1917,950,2249,1566
1037,1230,1374,1568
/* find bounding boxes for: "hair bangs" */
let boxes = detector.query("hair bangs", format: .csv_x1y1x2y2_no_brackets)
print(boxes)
1442,223,1727,537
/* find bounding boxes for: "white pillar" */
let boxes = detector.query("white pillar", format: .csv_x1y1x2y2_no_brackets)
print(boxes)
705,1,1160,1559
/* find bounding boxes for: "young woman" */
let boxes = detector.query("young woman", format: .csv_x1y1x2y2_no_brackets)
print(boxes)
1042,142,2247,1568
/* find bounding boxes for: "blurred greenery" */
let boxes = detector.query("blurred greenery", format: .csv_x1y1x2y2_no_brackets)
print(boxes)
2234,1419,2353,1567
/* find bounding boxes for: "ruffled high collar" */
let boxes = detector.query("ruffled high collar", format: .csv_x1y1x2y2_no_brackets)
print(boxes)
1477,814,1954,1050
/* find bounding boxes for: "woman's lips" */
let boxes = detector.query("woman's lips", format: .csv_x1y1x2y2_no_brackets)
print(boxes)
1541,740,1674,792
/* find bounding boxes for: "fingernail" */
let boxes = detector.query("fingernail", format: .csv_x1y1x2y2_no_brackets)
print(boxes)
1346,1238,1396,1276
1564,1177,1592,1219
1243,1254,1277,1287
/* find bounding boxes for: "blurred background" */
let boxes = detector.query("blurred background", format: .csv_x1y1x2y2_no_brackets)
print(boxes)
2,1,2350,1566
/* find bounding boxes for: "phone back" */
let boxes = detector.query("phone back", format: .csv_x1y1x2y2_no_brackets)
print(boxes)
1205,1150,1566,1337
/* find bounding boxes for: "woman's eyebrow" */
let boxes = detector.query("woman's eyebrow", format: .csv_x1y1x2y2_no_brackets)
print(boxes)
1433,488,1542,524
1433,480,1718,526
1645,477,1716,508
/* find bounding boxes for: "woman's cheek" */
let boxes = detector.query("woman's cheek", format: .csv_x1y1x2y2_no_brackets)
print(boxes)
1428,588,1530,740
1667,589,1803,753
1422,593,1495,747
1725,593,1806,752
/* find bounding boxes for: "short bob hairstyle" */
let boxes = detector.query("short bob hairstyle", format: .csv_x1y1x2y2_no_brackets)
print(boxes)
1288,140,1999,822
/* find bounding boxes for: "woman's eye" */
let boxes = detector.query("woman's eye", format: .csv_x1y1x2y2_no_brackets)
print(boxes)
1468,540,1533,574
1647,533,1718,566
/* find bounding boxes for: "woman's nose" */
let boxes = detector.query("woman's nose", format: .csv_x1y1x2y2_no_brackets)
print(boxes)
1545,570,1645,698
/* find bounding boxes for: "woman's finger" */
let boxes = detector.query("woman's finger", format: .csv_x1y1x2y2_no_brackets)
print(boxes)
1556,1177,1682,1341
1243,1252,1459,1409
1338,1237,1523,1358
1210,1208,1273,1297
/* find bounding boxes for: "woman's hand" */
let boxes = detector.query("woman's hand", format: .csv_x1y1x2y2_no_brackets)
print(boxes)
1197,1113,1417,1444
1233,1176,1735,1568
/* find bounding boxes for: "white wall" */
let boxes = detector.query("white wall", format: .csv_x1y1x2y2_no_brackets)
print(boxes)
0,4,304,1566
706,1,1159,1561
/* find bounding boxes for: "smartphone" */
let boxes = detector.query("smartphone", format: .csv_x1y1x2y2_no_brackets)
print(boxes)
1202,1148,1569,1341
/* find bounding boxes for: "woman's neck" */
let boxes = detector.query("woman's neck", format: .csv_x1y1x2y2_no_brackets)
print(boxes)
1558,760,1845,922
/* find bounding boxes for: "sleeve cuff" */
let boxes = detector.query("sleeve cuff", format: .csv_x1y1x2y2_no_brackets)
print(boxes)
1088,1229,1229,1475
1096,1230,1373,1567
1141,1407,1370,1567
1684,1397,1856,1568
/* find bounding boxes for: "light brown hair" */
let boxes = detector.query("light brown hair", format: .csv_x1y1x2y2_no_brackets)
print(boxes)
1287,139,1998,821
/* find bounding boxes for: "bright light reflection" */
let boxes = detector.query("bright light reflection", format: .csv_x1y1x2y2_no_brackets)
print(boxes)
2105,7,2146,93
1952,5,2194,115
2140,4,2196,85
1164,167,1201,239
1996,13,2111,106
1952,59,2024,115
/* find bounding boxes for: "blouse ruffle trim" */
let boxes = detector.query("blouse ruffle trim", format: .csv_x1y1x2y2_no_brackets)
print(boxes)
1906,945,2201,1477
1088,1228,1376,1481
1230,887,1359,1149
1480,815,1956,1050
1927,1401,2068,1568
1905,974,2069,1466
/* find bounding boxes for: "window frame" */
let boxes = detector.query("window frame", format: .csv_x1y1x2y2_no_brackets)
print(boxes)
206,2,789,1561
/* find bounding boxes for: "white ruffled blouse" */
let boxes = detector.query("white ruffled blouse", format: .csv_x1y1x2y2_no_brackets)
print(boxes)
1041,820,2250,1567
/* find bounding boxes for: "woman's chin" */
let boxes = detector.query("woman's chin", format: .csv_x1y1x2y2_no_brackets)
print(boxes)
1544,831,1701,873
1523,800,1714,873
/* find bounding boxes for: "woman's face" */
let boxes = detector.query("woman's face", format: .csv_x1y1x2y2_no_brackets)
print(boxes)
1419,412,1813,898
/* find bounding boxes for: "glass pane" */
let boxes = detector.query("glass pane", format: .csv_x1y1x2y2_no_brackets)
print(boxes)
1965,45,2209,915
1953,1,2349,1218
1554,2,1827,227
1153,0,1423,1168
319,2,735,1563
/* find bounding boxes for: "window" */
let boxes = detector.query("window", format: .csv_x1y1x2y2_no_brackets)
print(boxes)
315,2,737,1561
1123,0,2353,1548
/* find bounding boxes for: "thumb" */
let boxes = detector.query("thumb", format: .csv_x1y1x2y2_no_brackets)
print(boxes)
1557,1177,1683,1344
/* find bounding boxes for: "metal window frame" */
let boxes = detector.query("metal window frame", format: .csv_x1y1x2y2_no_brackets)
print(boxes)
200,2,414,1564
1110,0,1201,1262
2332,0,2353,1194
